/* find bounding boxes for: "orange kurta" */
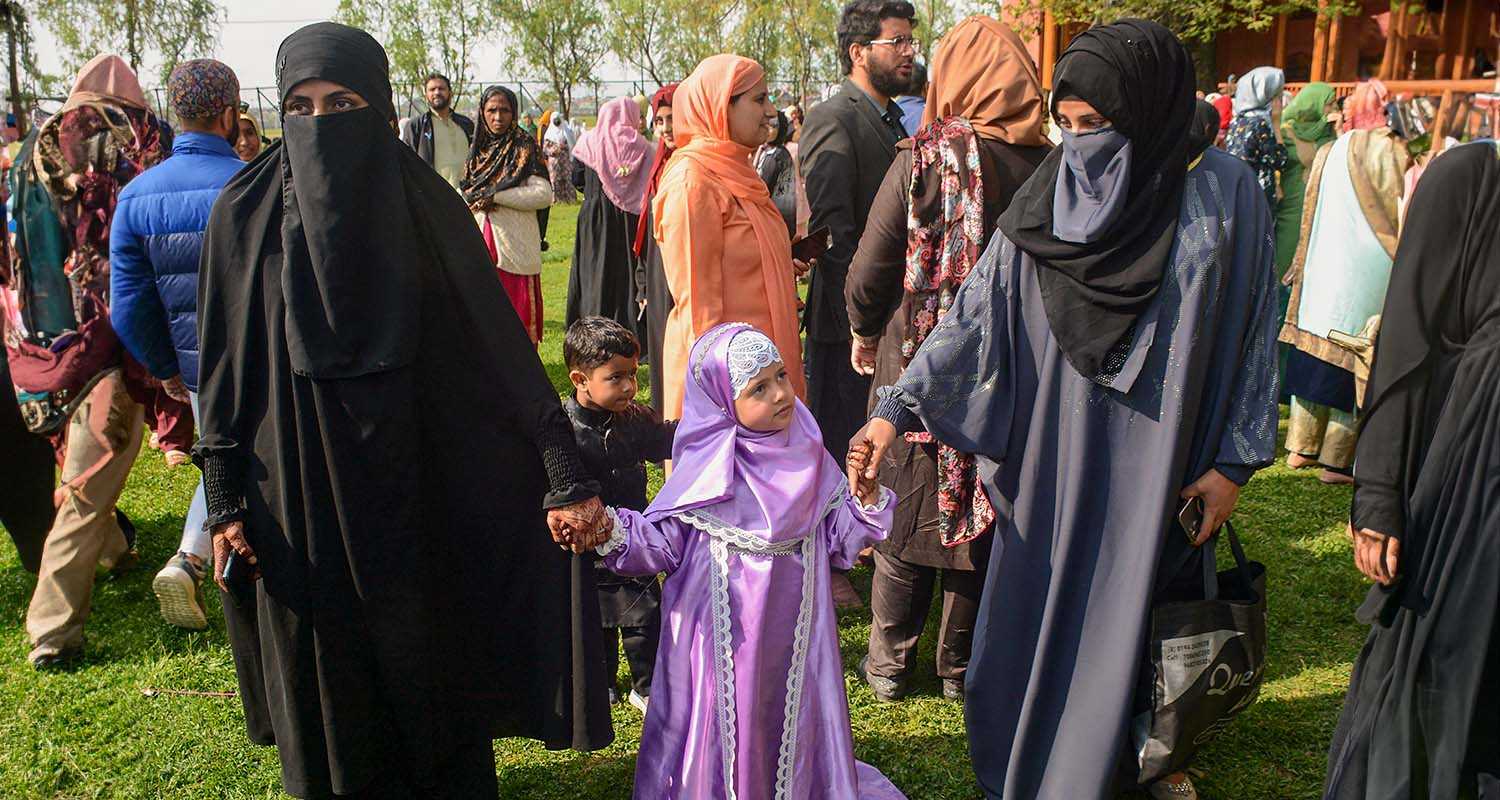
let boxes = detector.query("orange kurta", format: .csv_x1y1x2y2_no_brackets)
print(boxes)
654,156,805,419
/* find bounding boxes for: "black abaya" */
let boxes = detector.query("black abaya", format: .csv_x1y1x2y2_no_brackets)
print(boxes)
194,24,612,798
566,162,641,338
0,354,56,573
634,205,673,413
1324,141,1500,799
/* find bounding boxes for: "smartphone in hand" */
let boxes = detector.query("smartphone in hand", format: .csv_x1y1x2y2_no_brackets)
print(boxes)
1177,497,1206,544
221,550,257,609
791,226,831,263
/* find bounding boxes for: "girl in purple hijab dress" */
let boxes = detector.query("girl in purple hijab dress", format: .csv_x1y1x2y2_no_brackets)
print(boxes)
594,322,906,800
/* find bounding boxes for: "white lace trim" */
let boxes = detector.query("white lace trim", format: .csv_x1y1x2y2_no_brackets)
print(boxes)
678,508,806,555
774,534,817,799
708,536,739,800
857,486,895,515
726,331,782,398
595,507,627,557
685,484,847,798
691,324,738,386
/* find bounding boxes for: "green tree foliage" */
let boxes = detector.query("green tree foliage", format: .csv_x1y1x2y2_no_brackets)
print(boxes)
604,0,675,87
336,0,501,108
33,0,224,87
998,0,1351,43
910,0,960,62
494,0,609,119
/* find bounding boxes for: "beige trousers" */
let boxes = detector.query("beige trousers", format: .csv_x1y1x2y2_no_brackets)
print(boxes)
1285,395,1357,470
26,371,143,658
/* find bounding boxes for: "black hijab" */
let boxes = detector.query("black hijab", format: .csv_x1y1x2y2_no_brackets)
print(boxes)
267,22,417,379
1188,99,1221,157
460,85,548,206
998,19,1195,384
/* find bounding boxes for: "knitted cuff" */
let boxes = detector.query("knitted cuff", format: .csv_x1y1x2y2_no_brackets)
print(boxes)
537,411,602,509
201,454,246,531
873,386,922,435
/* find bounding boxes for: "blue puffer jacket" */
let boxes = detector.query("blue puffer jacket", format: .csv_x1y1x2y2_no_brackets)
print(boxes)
110,132,245,391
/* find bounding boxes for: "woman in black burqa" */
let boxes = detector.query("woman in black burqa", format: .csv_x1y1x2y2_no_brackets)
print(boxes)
1323,140,1500,799
194,22,613,798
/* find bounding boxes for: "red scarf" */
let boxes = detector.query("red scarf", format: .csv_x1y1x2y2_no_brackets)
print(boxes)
632,84,678,256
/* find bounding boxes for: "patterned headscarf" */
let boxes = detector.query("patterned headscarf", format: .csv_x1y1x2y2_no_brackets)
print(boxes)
460,85,548,206
1343,79,1390,133
168,59,240,119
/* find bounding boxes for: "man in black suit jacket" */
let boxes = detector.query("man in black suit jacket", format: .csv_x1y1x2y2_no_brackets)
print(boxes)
800,0,919,463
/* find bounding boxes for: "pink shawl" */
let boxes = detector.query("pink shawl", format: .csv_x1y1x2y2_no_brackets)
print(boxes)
1342,80,1390,133
572,96,653,215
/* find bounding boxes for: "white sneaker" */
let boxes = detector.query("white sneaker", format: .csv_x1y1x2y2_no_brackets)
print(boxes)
628,690,649,714
153,552,209,630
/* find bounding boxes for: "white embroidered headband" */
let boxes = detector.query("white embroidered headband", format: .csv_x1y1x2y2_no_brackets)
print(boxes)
726,331,782,398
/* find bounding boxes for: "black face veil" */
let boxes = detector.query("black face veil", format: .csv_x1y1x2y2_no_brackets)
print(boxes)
274,22,418,378
998,19,1196,385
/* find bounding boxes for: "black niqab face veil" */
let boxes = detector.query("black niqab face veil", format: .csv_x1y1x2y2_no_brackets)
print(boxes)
998,19,1196,384
275,22,418,378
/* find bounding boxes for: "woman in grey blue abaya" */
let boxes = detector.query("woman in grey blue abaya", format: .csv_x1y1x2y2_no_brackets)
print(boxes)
851,20,1280,800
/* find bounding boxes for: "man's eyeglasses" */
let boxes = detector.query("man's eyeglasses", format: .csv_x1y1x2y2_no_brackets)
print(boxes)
865,36,920,53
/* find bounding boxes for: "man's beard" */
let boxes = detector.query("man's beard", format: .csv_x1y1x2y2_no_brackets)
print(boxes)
430,96,450,112
868,60,909,98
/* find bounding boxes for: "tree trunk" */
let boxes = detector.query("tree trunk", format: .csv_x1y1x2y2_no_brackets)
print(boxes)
4,4,25,136
1189,36,1216,93
126,0,141,71
555,76,570,120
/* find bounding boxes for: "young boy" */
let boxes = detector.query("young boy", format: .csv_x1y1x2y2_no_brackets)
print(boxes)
563,316,675,712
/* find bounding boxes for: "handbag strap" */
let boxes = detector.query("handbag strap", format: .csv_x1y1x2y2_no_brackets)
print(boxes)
1202,520,1254,602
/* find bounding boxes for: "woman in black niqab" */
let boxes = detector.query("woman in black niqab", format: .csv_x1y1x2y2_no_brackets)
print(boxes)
998,19,1196,384
195,22,612,799
1323,140,1500,800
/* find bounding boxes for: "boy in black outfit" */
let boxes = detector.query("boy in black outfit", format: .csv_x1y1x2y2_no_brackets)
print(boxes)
563,317,675,712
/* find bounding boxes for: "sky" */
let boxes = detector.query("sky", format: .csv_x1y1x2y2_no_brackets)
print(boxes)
29,0,636,92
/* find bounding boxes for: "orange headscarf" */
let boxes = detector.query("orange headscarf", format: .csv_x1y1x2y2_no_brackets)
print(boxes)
653,54,805,414
537,109,554,144
922,16,1046,146
61,54,149,113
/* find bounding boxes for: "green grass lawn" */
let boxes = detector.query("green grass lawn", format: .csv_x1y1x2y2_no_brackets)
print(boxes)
0,203,1369,799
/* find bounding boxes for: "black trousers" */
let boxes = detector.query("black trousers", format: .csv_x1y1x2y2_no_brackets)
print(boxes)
805,338,871,463
0,370,57,574
603,623,659,696
865,550,983,682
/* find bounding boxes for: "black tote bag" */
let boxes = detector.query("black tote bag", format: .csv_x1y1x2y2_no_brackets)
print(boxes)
1132,521,1268,784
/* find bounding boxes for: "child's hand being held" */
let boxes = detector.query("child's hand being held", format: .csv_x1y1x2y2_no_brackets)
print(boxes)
846,443,880,507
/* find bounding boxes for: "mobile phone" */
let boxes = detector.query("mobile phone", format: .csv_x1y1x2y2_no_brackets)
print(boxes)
221,550,256,609
791,226,831,263
1177,497,1206,543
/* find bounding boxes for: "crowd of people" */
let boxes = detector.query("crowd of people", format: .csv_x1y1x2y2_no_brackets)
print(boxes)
1,2,1497,799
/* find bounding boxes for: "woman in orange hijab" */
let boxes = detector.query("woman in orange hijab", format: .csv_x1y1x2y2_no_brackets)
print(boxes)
652,54,804,419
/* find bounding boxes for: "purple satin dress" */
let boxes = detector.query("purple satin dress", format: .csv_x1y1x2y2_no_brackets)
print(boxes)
601,486,907,800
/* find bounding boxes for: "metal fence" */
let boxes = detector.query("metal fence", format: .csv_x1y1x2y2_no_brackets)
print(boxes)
143,78,839,135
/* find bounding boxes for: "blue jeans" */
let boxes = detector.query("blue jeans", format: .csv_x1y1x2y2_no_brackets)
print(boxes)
179,392,209,560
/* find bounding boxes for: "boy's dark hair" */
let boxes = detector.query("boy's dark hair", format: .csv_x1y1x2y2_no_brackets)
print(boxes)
424,72,451,90
905,61,928,95
565,316,641,372
836,1,919,76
